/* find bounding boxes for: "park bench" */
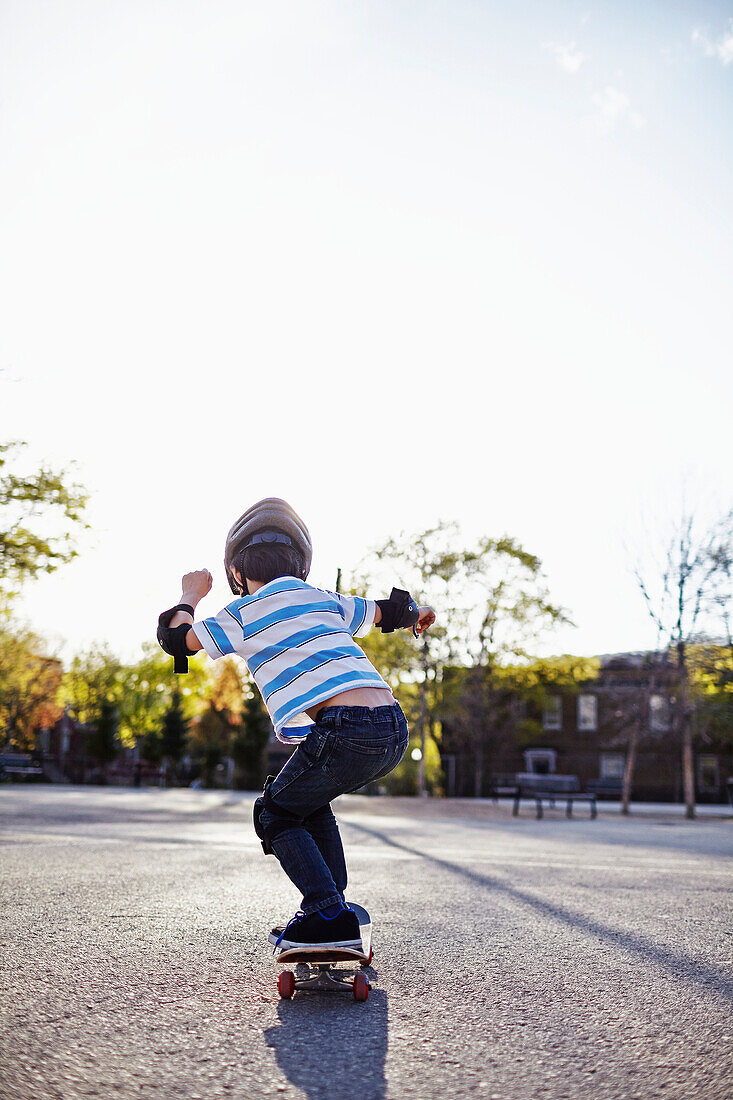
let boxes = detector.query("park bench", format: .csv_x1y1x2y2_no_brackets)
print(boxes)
512,773,597,820
0,753,44,780
488,782,521,802
586,777,623,798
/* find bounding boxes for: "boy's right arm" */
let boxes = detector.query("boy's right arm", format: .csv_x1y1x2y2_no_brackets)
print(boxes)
168,570,212,652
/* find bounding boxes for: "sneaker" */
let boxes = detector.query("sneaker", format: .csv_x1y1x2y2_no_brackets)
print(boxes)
268,898,351,944
275,905,363,952
268,924,284,946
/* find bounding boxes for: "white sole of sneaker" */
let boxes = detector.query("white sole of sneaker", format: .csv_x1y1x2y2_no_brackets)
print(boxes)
276,938,363,952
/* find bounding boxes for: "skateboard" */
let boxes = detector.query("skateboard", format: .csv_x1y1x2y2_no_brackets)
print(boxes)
274,903,373,1002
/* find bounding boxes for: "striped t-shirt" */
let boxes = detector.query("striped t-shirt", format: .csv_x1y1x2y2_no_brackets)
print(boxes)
192,577,389,739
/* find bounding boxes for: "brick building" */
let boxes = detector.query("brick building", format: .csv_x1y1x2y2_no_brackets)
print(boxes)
440,652,732,803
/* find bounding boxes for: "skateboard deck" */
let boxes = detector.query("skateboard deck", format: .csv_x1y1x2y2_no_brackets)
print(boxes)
274,904,373,1002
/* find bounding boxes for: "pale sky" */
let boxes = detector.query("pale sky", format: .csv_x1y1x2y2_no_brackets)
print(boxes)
2,0,732,666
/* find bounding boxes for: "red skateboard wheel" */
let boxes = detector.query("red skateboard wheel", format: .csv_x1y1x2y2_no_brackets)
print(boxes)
277,971,295,999
353,973,369,1002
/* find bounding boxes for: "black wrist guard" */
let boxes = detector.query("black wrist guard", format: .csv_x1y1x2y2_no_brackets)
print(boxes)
376,588,420,633
157,605,197,674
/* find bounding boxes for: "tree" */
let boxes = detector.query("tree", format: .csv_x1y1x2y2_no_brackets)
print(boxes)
354,523,570,795
61,642,210,776
634,507,733,818
450,539,571,796
0,621,63,750
689,643,733,748
187,660,245,787
0,441,88,597
62,645,122,728
87,698,119,778
232,688,272,790
190,702,229,786
495,654,601,746
160,689,189,780
353,522,465,794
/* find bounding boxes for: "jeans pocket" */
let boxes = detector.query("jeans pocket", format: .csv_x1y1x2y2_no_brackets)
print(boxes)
334,734,396,757
323,734,402,789
301,726,331,762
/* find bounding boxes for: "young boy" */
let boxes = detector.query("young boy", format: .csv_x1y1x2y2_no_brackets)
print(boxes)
157,497,434,952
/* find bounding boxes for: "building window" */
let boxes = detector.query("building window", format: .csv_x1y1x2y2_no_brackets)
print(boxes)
600,753,625,780
697,755,719,792
649,694,671,731
542,695,562,731
524,749,557,776
577,694,597,731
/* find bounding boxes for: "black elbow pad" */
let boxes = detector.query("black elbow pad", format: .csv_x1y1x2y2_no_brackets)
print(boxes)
376,588,420,633
157,605,197,674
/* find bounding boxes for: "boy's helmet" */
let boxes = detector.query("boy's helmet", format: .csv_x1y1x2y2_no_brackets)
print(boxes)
224,497,312,595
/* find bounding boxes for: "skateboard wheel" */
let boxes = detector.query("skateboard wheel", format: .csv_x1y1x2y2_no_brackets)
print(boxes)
353,973,369,1002
360,948,373,968
278,971,295,999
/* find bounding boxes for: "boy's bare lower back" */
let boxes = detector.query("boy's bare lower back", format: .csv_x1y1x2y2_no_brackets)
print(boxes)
306,686,395,721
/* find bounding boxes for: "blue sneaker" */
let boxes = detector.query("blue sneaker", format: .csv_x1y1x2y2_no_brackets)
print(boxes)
275,905,362,952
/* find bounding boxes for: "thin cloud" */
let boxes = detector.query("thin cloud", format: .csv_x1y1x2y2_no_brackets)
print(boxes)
592,85,644,130
692,20,733,65
543,40,586,74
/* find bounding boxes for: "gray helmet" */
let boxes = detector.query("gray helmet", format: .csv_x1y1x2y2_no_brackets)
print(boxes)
224,497,312,595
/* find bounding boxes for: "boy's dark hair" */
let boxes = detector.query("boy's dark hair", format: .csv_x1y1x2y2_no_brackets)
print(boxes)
238,542,306,586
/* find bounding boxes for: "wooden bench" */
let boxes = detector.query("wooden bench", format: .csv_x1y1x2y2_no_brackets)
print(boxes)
586,778,623,799
0,753,44,780
512,773,597,820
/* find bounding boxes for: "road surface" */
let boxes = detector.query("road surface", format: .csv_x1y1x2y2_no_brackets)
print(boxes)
1,787,731,1099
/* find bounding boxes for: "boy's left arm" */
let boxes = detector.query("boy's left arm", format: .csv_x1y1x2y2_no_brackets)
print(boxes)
372,603,435,633
414,606,436,635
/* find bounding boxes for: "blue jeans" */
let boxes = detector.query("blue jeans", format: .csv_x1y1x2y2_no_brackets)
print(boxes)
260,703,409,915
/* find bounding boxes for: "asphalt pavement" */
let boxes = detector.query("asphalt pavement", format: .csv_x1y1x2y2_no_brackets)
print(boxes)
1,787,731,1100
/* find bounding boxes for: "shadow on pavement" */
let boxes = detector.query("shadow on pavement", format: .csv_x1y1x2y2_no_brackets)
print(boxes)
264,985,388,1100
347,822,733,1006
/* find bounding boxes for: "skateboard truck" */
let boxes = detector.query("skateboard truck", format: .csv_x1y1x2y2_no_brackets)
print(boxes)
277,959,372,1002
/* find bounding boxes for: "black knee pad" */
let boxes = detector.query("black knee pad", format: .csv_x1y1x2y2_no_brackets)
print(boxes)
253,776,275,855
253,777,301,855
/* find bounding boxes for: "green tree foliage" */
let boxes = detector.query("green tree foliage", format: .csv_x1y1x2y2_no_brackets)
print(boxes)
62,645,122,727
160,689,189,767
0,620,63,750
121,644,209,748
476,655,602,751
0,442,88,597
232,688,272,790
187,659,245,787
353,523,468,793
689,644,733,747
378,730,444,796
87,698,119,772
634,507,733,817
62,642,210,753
191,702,229,786
354,523,571,795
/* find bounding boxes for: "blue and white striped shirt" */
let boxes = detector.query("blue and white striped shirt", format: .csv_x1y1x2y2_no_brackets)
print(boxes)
192,578,388,739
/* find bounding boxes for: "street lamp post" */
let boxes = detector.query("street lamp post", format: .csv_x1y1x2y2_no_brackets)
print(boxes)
418,634,429,797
